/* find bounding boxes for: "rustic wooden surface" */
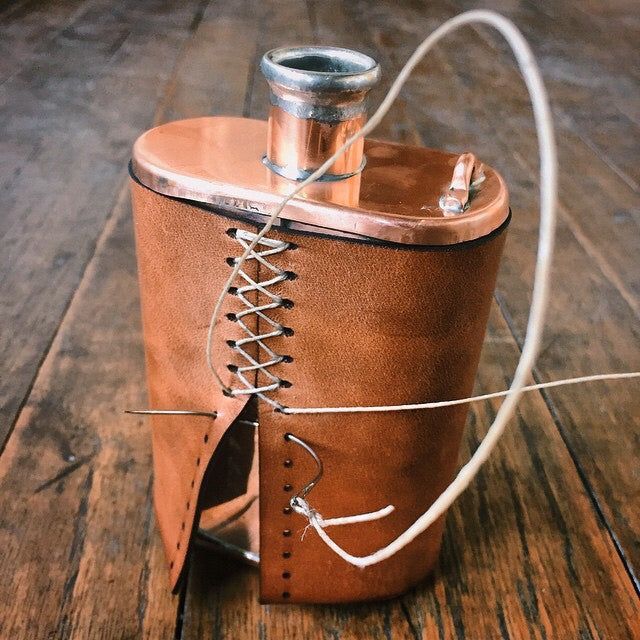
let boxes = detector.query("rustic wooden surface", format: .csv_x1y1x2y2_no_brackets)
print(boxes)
0,0,638,638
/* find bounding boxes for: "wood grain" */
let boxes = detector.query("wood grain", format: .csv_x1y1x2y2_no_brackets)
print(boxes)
0,0,638,638
0,186,177,640
0,0,87,84
0,0,209,442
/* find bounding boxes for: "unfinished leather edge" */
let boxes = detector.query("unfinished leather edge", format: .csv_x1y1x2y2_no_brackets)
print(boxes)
166,399,251,593
129,178,259,591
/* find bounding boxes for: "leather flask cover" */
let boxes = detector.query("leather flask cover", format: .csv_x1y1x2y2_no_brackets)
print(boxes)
130,173,508,603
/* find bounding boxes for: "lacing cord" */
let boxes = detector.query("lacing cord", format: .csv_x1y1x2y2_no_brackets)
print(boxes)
215,229,293,408
285,433,395,538
198,10,640,569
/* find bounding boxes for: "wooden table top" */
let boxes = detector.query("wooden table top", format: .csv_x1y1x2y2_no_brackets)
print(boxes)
0,0,638,638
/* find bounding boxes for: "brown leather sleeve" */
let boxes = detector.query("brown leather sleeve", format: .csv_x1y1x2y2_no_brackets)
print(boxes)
130,180,259,590
256,224,507,603
131,177,507,601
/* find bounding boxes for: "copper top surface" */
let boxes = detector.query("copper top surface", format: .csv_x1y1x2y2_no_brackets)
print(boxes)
131,117,509,245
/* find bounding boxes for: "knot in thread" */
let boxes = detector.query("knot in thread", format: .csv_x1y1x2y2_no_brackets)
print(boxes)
291,496,320,522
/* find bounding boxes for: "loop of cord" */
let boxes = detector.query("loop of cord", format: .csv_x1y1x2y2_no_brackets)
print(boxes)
201,11,638,568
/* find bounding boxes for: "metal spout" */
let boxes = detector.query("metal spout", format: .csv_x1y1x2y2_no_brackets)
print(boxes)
260,46,380,181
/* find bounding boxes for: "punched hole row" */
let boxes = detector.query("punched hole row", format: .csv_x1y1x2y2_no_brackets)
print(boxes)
172,426,214,568
282,431,294,599
224,226,297,399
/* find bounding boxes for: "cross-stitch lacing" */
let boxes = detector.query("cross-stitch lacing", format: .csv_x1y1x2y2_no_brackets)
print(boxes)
221,228,295,409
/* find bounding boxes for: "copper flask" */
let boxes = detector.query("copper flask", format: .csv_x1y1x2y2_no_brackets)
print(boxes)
130,46,509,603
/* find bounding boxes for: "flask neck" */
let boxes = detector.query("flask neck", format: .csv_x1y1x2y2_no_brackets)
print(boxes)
260,46,380,181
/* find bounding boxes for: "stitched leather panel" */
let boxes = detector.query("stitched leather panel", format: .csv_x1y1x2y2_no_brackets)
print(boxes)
258,224,507,603
131,177,507,601
131,181,259,590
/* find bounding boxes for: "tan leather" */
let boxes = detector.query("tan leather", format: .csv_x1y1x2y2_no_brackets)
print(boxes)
131,180,260,590
257,224,507,602
131,175,507,602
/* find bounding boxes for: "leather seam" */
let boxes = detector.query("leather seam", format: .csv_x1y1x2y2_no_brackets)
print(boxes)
223,227,296,409
169,418,216,575
255,233,297,601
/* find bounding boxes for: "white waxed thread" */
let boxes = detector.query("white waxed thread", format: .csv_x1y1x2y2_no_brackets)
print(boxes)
220,229,292,408
201,11,640,567
282,372,640,415
285,371,640,565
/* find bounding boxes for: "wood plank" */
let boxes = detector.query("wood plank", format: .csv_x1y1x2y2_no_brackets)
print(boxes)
0,185,178,639
0,0,90,85
515,0,640,188
445,0,640,303
0,0,263,638
155,0,260,123
345,0,640,581
0,0,208,442
458,0,640,300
